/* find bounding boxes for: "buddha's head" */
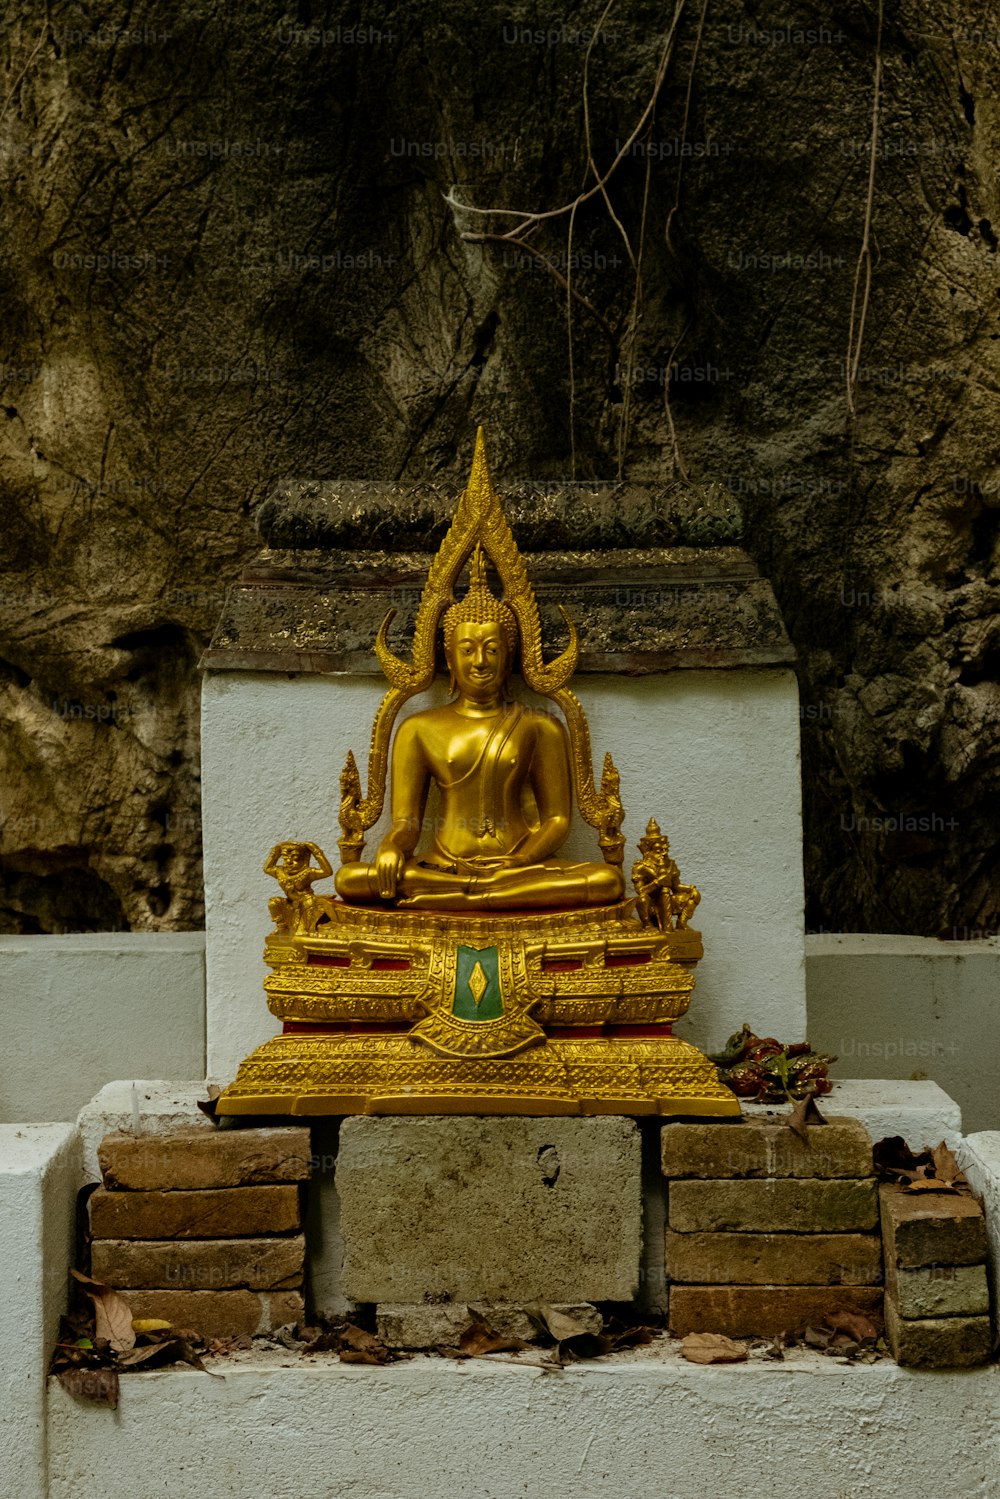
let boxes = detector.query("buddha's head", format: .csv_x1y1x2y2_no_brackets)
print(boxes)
443,546,517,700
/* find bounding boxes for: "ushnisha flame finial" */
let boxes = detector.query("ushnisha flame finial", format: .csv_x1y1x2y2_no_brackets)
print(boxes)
442,544,518,659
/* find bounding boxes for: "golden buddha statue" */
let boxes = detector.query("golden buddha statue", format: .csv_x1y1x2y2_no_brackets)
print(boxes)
335,546,623,912
216,429,739,1118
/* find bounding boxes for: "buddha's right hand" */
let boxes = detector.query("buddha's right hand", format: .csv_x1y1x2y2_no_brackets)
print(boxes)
374,846,405,899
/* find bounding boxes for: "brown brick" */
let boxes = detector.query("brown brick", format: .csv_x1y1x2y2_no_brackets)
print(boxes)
90,1185,301,1240
123,1289,303,1340
91,1235,305,1290
669,1285,883,1339
886,1260,989,1319
666,1230,882,1286
879,1185,988,1268
662,1118,873,1180
669,1179,878,1234
98,1127,312,1191
884,1298,991,1368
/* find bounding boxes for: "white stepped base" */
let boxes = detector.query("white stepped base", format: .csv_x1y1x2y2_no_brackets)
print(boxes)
48,1350,998,1499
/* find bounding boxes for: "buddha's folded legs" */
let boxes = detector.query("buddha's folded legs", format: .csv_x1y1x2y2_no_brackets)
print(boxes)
399,860,624,910
334,860,481,904
335,858,624,909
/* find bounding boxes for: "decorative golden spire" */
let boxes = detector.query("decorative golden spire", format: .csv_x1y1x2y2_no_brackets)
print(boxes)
339,428,625,867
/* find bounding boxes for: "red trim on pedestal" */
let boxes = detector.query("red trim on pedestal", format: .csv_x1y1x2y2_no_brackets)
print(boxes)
281,1021,675,1038
282,1021,413,1035
547,1023,674,1039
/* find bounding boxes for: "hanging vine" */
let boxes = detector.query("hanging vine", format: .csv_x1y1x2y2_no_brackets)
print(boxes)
445,0,695,478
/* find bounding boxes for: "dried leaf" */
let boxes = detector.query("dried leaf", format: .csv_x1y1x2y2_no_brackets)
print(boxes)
71,1269,135,1353
120,1337,219,1376
206,1334,253,1356
530,1304,592,1342
930,1142,968,1189
341,1324,389,1355
680,1333,748,1364
786,1091,828,1141
178,1342,223,1376
826,1310,878,1344
119,1341,183,1370
873,1136,932,1183
301,1331,340,1353
51,1347,88,1372
58,1366,120,1409
438,1318,531,1360
304,1323,393,1363
555,1334,613,1363
458,1325,527,1361
519,1304,627,1363
547,1321,655,1365
802,1325,830,1349
605,1324,656,1353
931,1141,961,1180
271,1326,304,1350
339,1347,392,1365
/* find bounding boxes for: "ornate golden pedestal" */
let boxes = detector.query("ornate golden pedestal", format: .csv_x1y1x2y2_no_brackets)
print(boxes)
219,901,738,1116
217,428,739,1120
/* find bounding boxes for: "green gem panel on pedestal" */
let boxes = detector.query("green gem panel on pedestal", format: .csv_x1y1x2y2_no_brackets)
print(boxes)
453,945,503,1021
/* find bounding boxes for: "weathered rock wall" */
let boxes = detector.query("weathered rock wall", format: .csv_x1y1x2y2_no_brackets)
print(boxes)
0,0,996,935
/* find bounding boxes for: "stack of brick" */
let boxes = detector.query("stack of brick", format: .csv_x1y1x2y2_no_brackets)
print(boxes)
663,1118,883,1338
880,1185,992,1367
89,1126,311,1340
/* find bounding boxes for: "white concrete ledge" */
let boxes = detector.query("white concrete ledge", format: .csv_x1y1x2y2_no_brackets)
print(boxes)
806,933,1000,1135
744,1078,963,1151
0,934,205,1126
20,1085,1000,1497
1,1124,80,1499
47,1352,999,1499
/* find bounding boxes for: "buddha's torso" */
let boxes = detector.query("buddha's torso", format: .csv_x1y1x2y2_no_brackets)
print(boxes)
410,701,544,866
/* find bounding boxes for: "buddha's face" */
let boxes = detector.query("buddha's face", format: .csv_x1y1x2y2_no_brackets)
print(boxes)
447,620,510,702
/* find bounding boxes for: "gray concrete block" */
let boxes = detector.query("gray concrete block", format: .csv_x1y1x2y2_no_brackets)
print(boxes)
337,1116,641,1303
304,1122,351,1321
376,1303,472,1348
887,1262,990,1319
375,1300,604,1348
